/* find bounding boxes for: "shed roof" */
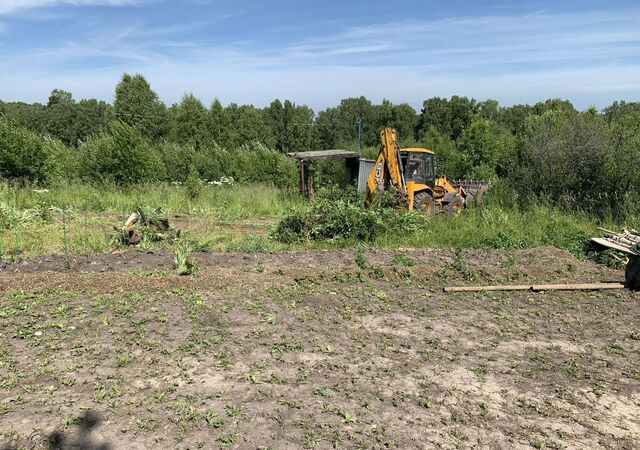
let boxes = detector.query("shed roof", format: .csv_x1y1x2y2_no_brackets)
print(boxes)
288,150,361,161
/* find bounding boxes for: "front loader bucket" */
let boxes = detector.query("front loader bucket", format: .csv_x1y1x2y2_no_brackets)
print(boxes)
452,180,491,207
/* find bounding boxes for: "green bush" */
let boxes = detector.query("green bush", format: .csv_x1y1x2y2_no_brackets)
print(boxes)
273,196,429,244
185,165,202,200
160,141,197,182
0,117,60,183
228,142,298,188
193,142,297,188
79,121,165,185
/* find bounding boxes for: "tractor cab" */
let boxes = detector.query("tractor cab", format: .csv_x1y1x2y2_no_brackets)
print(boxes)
400,148,435,186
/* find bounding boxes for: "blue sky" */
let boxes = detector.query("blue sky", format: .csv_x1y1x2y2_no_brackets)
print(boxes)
0,0,639,110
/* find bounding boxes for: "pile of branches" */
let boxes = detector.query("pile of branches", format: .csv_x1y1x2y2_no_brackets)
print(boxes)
114,207,177,246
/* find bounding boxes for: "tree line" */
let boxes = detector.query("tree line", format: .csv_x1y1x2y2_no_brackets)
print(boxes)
1,73,639,218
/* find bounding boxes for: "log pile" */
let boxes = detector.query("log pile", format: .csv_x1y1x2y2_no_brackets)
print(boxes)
591,228,640,290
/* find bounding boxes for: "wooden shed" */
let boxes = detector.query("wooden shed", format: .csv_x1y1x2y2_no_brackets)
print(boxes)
288,150,361,197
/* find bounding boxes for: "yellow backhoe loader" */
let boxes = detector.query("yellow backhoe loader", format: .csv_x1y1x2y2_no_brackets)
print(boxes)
366,128,488,215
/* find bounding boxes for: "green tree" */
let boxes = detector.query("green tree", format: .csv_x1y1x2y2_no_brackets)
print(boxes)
531,98,576,116
477,99,499,122
208,99,230,147
376,100,418,145
266,99,315,152
79,121,165,185
498,104,532,135
457,118,515,179
417,96,477,141
173,93,211,149
314,107,340,149
603,101,640,123
225,104,274,148
43,94,78,145
114,73,170,141
417,126,458,176
74,99,113,142
608,111,640,217
47,89,74,107
160,141,197,182
511,110,613,213
331,97,378,148
0,101,46,135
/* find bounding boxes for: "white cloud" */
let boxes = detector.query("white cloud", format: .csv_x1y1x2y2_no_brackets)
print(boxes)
0,0,137,15
1,7,639,109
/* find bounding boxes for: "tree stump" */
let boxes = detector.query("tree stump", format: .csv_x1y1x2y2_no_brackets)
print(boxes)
626,256,640,291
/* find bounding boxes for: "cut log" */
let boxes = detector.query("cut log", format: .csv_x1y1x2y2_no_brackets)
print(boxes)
626,256,640,291
124,212,139,231
444,283,626,293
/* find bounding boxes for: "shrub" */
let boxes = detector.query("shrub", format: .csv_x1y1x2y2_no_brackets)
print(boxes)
160,141,197,182
509,110,627,217
273,196,429,244
229,142,298,188
185,165,202,200
79,121,165,185
0,117,59,183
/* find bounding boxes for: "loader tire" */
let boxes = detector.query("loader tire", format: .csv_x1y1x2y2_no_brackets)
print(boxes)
626,256,640,291
414,192,436,216
473,189,486,207
444,195,464,215
466,193,474,208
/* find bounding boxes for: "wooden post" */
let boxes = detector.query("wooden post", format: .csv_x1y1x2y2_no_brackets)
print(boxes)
626,256,640,291
309,166,315,198
300,160,306,197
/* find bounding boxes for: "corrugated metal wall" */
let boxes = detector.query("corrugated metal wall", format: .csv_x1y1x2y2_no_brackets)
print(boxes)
358,159,375,193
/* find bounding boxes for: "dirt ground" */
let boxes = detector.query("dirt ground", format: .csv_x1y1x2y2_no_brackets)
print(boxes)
0,247,638,449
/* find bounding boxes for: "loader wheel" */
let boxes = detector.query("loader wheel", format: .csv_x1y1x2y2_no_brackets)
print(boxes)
473,190,486,207
444,195,464,215
414,192,436,216
626,256,640,291
466,193,476,208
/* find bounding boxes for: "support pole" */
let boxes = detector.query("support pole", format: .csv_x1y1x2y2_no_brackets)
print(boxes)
309,169,315,198
300,160,306,197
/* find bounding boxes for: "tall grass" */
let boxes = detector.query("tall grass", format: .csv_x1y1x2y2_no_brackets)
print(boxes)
0,182,302,219
0,182,303,258
0,181,633,259
374,206,605,256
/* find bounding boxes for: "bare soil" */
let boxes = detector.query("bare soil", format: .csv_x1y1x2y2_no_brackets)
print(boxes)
0,247,638,449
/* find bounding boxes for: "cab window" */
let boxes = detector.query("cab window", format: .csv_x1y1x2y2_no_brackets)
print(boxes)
405,153,434,182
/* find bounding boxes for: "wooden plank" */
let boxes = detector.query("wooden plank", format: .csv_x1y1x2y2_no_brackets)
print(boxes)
288,150,360,161
591,238,639,255
444,283,626,293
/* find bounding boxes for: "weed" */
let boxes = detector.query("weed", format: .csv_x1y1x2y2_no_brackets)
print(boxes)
174,241,195,275
355,251,369,270
391,253,415,266
116,353,133,367
218,433,238,446
448,249,476,281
